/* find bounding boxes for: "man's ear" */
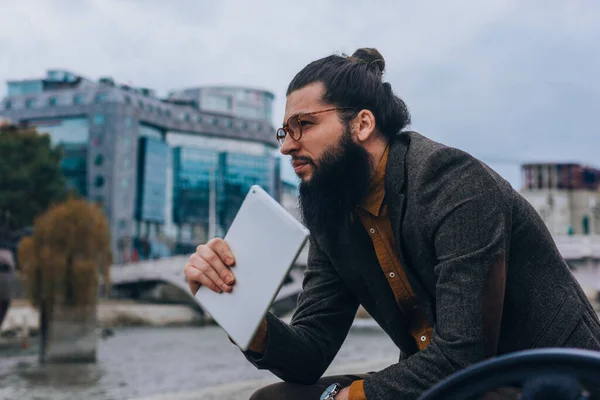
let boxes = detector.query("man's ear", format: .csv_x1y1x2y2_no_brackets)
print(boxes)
354,109,376,142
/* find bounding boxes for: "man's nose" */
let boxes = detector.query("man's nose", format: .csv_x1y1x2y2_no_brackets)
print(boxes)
279,136,300,156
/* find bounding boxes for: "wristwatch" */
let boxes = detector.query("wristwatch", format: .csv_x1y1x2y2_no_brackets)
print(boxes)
320,383,343,400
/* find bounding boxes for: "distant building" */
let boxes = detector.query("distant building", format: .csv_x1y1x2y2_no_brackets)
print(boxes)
0,70,281,262
520,163,600,235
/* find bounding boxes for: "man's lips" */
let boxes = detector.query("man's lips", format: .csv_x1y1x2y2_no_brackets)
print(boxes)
292,159,311,173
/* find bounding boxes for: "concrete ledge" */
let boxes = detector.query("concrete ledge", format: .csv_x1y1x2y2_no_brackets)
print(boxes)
1,300,205,336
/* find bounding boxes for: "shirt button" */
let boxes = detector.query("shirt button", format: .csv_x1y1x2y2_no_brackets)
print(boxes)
420,335,427,342
369,228,375,234
389,272,396,278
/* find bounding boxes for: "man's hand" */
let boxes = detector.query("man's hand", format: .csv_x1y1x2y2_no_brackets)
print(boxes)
335,386,350,400
184,238,236,294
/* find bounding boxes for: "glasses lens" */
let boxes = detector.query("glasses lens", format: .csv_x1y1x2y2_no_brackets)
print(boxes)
276,128,286,145
287,117,301,140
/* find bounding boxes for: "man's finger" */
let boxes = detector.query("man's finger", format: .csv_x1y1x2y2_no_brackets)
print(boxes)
197,246,235,286
208,238,236,267
191,253,232,292
185,262,221,293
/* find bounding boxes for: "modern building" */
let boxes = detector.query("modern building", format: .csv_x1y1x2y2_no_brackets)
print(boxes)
520,163,600,236
0,70,286,262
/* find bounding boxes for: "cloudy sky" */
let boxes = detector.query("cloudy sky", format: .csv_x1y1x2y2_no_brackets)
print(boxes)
1,0,598,188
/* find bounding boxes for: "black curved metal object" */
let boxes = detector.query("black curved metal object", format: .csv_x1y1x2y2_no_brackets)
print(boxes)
418,348,600,400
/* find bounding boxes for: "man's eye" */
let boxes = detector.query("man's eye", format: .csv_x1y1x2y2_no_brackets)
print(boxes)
300,120,312,126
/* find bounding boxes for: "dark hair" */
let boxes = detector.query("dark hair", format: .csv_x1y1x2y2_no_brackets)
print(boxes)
286,48,411,140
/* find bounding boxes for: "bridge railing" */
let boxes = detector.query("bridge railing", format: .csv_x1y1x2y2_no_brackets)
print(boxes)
554,235,600,260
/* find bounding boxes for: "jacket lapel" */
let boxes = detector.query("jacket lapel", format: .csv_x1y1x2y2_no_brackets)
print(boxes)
385,133,436,325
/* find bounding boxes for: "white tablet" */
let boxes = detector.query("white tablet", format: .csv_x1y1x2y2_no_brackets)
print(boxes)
195,184,310,351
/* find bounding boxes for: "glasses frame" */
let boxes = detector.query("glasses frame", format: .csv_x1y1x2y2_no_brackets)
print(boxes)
276,107,354,146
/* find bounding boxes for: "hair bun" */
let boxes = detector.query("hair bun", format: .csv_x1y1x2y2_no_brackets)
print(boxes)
351,48,385,75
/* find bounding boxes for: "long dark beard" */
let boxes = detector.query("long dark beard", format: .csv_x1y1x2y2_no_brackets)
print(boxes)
298,130,374,235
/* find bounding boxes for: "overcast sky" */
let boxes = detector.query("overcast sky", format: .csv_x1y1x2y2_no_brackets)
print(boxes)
1,0,598,188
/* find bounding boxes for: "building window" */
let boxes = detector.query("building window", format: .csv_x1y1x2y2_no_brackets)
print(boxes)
212,118,219,126
196,115,203,123
73,94,84,105
95,93,107,103
157,108,163,116
121,178,129,188
94,154,104,166
224,118,232,128
165,109,172,117
93,114,105,125
48,96,58,106
205,94,232,113
25,98,36,109
237,103,259,119
125,116,134,128
3,101,11,110
148,104,154,113
94,175,105,188
124,96,131,105
138,100,144,109
184,113,191,122
123,156,131,168
8,81,42,96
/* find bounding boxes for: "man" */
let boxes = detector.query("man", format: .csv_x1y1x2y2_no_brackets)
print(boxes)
184,48,600,399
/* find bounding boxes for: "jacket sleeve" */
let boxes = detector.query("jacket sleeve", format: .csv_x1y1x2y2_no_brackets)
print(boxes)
243,235,360,384
363,147,512,399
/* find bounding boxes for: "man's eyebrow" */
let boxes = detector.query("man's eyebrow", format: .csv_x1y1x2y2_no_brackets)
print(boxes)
282,112,303,126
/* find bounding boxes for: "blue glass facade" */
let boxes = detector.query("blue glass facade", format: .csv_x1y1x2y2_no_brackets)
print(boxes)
136,137,169,223
172,148,219,226
218,153,276,230
172,147,279,234
30,117,90,196
8,80,43,96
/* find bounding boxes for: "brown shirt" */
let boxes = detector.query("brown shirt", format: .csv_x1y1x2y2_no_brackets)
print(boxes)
248,146,433,400
349,146,432,400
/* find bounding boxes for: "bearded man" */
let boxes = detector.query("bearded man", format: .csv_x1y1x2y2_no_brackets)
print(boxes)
184,48,600,400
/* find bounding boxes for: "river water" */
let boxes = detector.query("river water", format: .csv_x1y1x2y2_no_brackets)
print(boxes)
0,325,397,400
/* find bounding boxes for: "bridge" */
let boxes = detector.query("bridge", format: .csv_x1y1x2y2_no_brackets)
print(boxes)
553,235,600,264
110,236,600,316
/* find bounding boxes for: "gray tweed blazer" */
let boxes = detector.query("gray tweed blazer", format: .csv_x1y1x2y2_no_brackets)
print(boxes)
245,131,600,399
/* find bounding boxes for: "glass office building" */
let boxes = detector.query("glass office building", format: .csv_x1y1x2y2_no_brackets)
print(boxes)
0,69,282,262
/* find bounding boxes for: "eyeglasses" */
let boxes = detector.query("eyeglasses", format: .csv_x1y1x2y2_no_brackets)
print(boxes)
276,107,354,146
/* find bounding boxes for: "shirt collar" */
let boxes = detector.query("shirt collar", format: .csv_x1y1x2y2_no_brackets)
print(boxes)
358,145,390,216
